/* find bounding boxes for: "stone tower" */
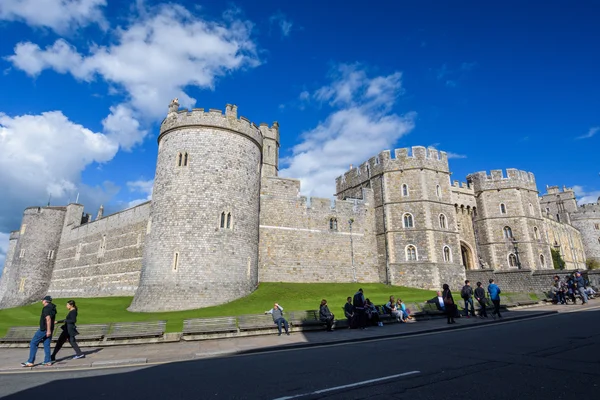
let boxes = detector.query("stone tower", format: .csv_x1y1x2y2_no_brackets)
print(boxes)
336,146,465,290
467,169,552,270
539,185,578,224
570,201,600,264
129,100,264,312
259,122,280,178
0,206,66,308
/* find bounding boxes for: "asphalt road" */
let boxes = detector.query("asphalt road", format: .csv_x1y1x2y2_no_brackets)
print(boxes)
1,308,599,400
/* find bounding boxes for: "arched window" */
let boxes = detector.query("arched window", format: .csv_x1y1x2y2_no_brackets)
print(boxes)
508,253,518,267
533,227,539,240
226,212,232,229
406,245,418,261
436,185,441,198
439,214,447,229
500,203,507,214
540,254,545,267
183,152,188,167
529,203,534,215
402,184,409,197
503,226,513,239
329,218,338,231
220,212,226,228
177,152,183,167
403,213,414,228
443,246,451,262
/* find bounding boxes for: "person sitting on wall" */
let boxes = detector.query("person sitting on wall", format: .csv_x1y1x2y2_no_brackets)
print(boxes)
344,296,354,328
427,291,446,311
396,299,411,322
551,275,566,304
386,295,401,321
265,303,290,336
319,299,335,332
365,299,382,327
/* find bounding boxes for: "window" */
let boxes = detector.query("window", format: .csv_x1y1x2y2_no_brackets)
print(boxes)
20,224,26,235
19,249,25,258
19,278,26,293
439,214,447,229
533,227,539,240
508,253,518,268
545,207,550,214
226,212,232,229
402,184,409,197
136,233,142,248
503,226,513,239
172,252,179,271
146,219,152,234
220,212,232,229
406,245,418,261
183,152,188,167
177,152,189,167
436,185,441,198
443,246,451,262
329,218,338,231
375,157,380,165
529,203,534,215
220,212,226,228
403,213,414,228
47,250,55,260
500,203,507,214
540,254,545,267
177,152,183,167
595,223,600,230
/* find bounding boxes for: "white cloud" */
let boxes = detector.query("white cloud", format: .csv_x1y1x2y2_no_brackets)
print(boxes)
8,4,260,119
0,0,107,33
572,185,600,205
126,178,153,208
446,152,467,159
0,231,9,273
576,126,599,140
280,64,416,197
102,104,147,151
269,11,293,37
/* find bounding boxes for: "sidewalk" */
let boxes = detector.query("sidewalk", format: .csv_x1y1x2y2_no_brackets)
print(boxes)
0,303,593,373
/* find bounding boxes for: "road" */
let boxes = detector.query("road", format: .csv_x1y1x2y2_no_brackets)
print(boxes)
1,307,599,399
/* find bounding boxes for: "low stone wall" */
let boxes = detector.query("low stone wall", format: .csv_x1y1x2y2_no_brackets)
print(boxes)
466,269,600,292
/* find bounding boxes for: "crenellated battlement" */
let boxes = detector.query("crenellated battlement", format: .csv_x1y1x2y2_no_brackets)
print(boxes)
575,202,600,214
335,146,449,193
467,169,537,192
259,121,280,142
159,100,263,147
544,185,575,195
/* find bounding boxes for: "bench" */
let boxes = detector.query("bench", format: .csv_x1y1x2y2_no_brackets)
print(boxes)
404,302,423,317
0,326,41,343
69,324,110,341
182,317,238,335
421,303,445,317
105,321,166,340
238,314,277,331
288,310,323,328
510,293,539,306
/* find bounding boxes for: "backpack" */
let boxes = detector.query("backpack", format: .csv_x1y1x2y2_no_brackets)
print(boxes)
461,286,470,299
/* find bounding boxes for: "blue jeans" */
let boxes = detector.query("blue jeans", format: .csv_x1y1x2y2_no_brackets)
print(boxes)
578,287,588,303
464,298,475,316
274,318,289,334
28,329,52,364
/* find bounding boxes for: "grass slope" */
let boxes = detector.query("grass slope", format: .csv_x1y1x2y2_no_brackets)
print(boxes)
0,283,437,336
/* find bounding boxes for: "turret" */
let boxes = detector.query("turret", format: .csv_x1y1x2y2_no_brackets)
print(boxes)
259,122,280,178
129,101,264,312
96,204,104,221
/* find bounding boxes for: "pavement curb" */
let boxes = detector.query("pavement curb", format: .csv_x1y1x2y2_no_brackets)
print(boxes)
91,358,148,367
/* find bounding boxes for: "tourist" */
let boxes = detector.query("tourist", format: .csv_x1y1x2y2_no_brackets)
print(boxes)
21,296,56,367
365,299,382,327
353,288,367,329
442,284,456,324
265,303,289,336
487,279,502,318
344,297,354,328
51,300,85,361
427,291,446,312
396,299,410,322
461,280,475,318
574,271,589,304
386,295,401,321
551,275,566,304
565,274,577,303
474,281,488,318
319,299,335,331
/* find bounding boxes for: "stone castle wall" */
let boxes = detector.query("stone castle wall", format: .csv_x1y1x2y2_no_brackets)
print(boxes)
47,202,150,298
570,203,600,263
466,269,600,293
543,216,587,269
451,181,479,269
258,177,380,283
0,232,19,302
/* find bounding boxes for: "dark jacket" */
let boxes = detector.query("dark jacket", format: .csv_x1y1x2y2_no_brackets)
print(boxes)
474,287,486,301
461,285,473,299
344,302,354,318
57,309,79,337
40,303,57,332
442,289,454,306
427,296,445,311
319,305,333,321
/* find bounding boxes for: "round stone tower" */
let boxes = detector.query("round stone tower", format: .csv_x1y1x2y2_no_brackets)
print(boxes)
467,169,552,270
129,100,263,312
0,206,66,309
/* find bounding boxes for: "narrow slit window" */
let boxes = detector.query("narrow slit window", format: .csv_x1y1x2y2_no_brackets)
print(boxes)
19,249,25,258
220,212,226,228
177,152,183,167
329,218,338,231
500,203,507,214
183,152,188,167
402,184,409,197
226,212,232,229
173,252,179,271
443,246,451,262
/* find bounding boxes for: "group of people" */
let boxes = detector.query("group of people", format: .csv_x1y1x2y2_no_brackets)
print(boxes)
343,289,413,329
429,279,503,324
21,296,85,367
550,271,596,305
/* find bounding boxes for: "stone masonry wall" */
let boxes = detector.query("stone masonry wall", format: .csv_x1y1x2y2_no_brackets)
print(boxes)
47,202,150,298
259,177,380,283
466,269,600,293
451,182,479,269
543,216,586,270
0,232,19,303
570,203,600,263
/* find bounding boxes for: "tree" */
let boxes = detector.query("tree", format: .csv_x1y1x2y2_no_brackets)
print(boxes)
551,248,565,270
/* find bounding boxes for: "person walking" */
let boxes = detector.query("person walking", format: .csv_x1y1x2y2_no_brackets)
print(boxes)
265,303,290,336
461,280,475,318
442,284,456,324
319,299,335,331
474,281,488,318
487,279,502,318
51,300,85,361
21,296,57,367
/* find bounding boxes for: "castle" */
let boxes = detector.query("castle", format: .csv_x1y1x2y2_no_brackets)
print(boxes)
0,99,598,311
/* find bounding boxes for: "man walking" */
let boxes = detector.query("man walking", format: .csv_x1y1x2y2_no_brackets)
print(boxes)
574,271,589,304
474,281,488,318
461,280,475,318
265,303,290,336
487,279,502,318
21,296,56,367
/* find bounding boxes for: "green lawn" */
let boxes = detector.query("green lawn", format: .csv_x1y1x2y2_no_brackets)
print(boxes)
0,283,437,336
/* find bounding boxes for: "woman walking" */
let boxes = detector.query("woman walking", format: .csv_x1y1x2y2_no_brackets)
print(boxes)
51,300,85,361
442,284,456,324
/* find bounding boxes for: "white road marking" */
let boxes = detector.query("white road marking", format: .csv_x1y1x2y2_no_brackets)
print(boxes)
271,370,420,400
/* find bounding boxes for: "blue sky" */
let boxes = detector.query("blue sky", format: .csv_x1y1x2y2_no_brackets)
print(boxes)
1,0,599,268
